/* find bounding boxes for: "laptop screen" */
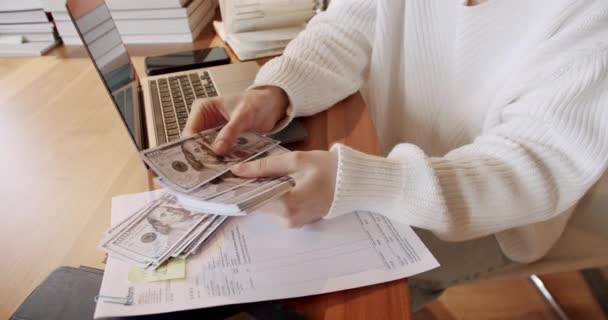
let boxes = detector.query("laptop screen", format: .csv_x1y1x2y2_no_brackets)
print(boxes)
67,0,145,150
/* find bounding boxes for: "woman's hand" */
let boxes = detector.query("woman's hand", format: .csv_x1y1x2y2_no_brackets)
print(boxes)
231,150,339,228
183,86,289,155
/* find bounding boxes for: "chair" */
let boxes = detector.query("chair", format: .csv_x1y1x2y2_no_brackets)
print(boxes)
495,172,608,319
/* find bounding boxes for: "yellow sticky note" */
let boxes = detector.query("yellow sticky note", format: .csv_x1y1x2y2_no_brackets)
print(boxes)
128,258,186,283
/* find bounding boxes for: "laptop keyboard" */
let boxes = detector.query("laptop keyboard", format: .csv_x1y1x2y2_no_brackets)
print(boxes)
149,71,218,144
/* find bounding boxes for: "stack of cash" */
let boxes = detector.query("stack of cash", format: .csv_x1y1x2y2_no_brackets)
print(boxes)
142,127,295,215
100,193,229,269
99,128,295,269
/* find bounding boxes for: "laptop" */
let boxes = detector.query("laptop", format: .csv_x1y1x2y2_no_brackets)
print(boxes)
66,0,260,151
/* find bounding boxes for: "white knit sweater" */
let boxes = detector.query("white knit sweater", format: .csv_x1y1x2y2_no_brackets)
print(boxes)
253,0,608,263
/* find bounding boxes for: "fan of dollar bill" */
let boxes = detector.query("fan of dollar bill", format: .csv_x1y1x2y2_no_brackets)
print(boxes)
143,126,295,215
99,127,295,269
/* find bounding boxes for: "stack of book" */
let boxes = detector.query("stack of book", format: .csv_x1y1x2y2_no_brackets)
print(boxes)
215,0,322,61
42,0,217,45
0,0,59,56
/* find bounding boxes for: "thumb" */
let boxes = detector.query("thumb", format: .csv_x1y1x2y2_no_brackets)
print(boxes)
212,107,253,155
231,153,300,178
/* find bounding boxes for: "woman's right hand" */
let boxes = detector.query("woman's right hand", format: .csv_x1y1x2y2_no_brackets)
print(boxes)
182,85,289,155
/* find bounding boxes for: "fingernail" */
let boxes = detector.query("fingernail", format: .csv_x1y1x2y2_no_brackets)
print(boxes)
231,163,244,172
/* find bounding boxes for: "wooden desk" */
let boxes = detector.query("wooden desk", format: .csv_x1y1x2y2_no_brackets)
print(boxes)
0,26,410,319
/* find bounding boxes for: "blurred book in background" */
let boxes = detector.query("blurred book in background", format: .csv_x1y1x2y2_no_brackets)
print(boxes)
1,0,320,56
0,0,59,56
42,0,218,44
215,0,323,61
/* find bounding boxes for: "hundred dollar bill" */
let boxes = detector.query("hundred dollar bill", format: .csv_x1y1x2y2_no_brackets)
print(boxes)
156,172,251,202
168,215,218,258
141,127,279,193
101,193,208,267
227,176,295,211
174,175,295,216
145,216,206,269
164,144,292,201
181,216,229,258
178,180,292,258
206,177,284,203
100,203,151,245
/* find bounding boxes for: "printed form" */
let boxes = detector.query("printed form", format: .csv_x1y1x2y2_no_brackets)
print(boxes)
94,191,439,318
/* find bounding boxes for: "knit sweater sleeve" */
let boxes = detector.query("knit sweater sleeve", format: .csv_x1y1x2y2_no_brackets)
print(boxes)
252,0,375,118
327,43,608,245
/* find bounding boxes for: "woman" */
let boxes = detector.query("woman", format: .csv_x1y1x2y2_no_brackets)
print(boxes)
183,0,608,310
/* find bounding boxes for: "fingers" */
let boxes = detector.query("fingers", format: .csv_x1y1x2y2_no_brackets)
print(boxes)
265,188,323,229
231,152,305,178
211,107,254,155
185,91,285,153
240,150,337,229
182,99,228,137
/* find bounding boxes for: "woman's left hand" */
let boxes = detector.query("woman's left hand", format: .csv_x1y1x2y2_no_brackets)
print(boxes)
231,150,338,228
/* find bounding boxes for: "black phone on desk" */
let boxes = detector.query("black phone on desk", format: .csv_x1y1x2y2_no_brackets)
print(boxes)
144,47,231,76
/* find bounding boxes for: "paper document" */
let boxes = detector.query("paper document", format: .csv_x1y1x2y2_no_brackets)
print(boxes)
94,191,439,318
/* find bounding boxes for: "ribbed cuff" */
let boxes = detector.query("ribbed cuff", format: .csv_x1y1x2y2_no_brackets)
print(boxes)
252,56,324,117
325,144,408,219
326,143,447,234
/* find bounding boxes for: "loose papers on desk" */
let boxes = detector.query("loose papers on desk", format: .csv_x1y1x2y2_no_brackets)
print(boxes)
94,190,439,318
102,131,295,271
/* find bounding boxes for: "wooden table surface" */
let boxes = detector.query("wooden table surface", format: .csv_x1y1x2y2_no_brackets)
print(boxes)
0,23,410,319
